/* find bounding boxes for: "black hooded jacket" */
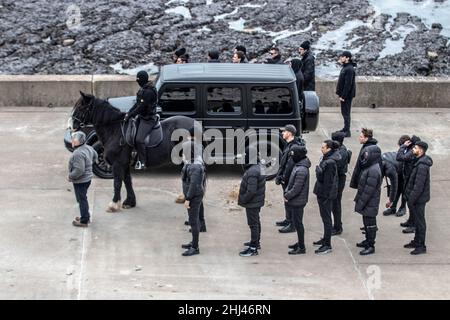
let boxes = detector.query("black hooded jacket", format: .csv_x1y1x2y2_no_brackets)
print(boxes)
301,51,315,91
396,143,416,182
336,61,356,100
128,83,157,119
350,138,381,189
354,145,382,217
284,157,311,207
266,54,283,64
405,155,433,205
276,137,306,185
238,164,266,208
313,150,341,200
290,59,305,100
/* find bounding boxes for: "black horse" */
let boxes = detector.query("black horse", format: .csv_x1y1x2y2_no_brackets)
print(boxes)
72,91,199,212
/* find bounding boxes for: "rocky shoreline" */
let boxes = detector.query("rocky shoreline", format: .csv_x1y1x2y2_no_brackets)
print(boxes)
0,0,449,77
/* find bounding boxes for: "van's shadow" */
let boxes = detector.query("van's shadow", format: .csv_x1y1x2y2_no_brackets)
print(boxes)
132,163,244,179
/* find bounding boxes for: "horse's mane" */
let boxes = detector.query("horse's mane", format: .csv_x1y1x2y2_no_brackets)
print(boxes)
93,98,124,125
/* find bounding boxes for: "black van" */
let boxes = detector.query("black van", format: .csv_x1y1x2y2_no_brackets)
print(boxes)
65,63,319,178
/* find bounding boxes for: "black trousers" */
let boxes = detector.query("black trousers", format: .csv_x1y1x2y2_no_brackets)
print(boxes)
340,98,353,132
246,207,261,248
281,184,291,222
287,205,306,249
73,181,91,224
332,175,346,230
411,202,427,247
392,174,406,210
362,216,377,246
406,201,416,227
188,196,203,249
318,197,332,246
136,117,156,164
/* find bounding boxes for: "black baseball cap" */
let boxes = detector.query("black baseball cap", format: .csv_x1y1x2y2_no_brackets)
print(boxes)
280,124,297,135
339,50,352,58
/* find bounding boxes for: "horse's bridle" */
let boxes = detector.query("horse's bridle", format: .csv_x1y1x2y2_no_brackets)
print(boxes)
73,99,96,129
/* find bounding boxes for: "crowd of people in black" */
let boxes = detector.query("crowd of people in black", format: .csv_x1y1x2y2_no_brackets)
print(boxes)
68,42,432,259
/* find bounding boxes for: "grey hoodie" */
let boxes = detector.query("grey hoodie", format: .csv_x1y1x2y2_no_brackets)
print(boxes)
68,144,98,184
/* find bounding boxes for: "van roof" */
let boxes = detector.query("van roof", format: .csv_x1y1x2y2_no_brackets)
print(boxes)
159,63,297,84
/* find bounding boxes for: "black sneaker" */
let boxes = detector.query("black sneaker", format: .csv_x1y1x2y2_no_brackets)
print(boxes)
356,240,368,248
239,247,258,257
360,226,365,231
279,224,296,233
360,247,375,255
396,208,407,217
184,221,190,226
404,241,419,249
315,245,332,254
410,247,426,255
275,219,289,227
383,208,396,216
289,247,306,255
402,227,416,234
288,243,299,249
313,239,325,247
243,241,261,249
400,221,412,228
181,242,192,249
182,247,199,256
332,228,343,236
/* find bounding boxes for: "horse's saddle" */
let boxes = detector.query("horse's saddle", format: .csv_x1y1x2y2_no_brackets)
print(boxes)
124,115,163,148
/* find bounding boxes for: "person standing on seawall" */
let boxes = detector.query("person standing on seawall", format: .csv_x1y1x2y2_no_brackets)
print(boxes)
336,50,357,138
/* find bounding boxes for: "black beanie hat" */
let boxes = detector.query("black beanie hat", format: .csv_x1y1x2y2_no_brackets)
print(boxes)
331,131,345,145
300,41,311,50
291,145,308,163
415,141,428,152
174,47,186,57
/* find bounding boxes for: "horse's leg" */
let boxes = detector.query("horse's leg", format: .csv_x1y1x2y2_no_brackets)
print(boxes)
122,165,136,209
106,162,123,212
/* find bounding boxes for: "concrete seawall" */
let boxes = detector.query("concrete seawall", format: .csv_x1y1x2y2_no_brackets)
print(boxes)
1,75,449,108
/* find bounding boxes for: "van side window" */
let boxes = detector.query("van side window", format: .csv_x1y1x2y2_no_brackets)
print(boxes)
251,87,293,115
207,87,242,114
159,87,196,114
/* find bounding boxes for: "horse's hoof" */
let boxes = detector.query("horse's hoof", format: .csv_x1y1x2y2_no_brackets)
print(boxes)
106,201,121,213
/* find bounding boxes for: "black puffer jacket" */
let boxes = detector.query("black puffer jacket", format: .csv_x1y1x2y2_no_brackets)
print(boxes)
276,137,306,185
313,150,341,200
265,54,283,64
354,145,382,217
405,155,433,205
336,62,356,100
182,161,206,201
350,138,380,189
301,51,315,91
238,164,266,208
382,152,399,202
284,157,311,207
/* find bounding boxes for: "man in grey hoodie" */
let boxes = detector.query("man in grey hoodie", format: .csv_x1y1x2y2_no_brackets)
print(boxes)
68,131,98,227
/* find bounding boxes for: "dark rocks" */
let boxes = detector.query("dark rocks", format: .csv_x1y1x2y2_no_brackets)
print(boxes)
0,0,448,76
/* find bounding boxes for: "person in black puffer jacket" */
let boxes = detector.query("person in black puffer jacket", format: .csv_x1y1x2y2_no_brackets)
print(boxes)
284,145,311,255
350,128,381,189
383,135,410,217
354,145,382,256
404,141,433,255
275,124,306,233
181,140,206,257
313,140,341,254
397,134,421,231
331,131,352,235
238,149,266,257
381,152,400,216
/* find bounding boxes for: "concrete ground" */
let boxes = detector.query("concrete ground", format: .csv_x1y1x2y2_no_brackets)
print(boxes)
0,106,449,300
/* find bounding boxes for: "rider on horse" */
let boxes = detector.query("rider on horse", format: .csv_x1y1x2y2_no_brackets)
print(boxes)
124,70,158,170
